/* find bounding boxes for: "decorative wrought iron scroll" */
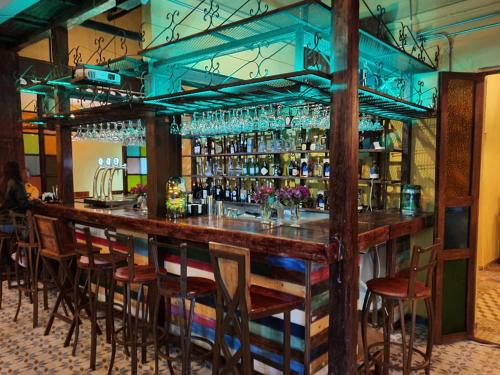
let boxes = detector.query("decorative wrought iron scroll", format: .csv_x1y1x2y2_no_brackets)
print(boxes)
144,0,270,49
361,0,439,69
86,30,128,65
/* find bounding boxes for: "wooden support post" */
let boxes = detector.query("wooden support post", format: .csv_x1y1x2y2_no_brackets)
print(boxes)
401,121,412,185
50,26,73,203
328,0,359,374
146,116,182,218
0,48,23,168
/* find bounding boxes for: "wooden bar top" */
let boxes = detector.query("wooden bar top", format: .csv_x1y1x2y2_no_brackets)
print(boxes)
35,203,433,263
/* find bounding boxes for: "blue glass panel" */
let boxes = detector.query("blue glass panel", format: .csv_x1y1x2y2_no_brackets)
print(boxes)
127,146,140,157
140,158,148,174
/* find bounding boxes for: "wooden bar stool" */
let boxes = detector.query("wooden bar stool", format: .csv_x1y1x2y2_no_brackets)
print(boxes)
33,214,78,337
10,211,49,327
209,242,302,375
105,229,158,375
361,243,439,375
0,212,15,309
150,238,216,375
67,225,124,370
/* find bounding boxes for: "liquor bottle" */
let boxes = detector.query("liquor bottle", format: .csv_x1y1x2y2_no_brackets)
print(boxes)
258,135,266,153
240,182,248,202
323,158,330,178
288,158,294,177
229,140,236,154
274,161,283,177
310,135,318,151
292,158,300,177
246,137,253,153
232,185,239,202
369,160,379,179
193,138,201,155
201,139,208,155
210,139,215,155
228,159,235,176
301,158,308,177
254,158,260,177
244,158,250,176
235,159,242,176
205,160,213,177
313,157,323,177
249,158,255,176
215,140,223,154
202,183,208,199
317,191,326,210
242,136,247,154
301,133,308,151
308,157,313,177
192,181,200,199
224,183,231,201
261,158,269,176
215,179,222,201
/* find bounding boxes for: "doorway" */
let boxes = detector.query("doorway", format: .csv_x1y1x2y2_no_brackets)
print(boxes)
475,73,500,344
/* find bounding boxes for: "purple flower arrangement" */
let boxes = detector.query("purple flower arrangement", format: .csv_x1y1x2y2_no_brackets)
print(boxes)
252,186,276,205
277,185,311,206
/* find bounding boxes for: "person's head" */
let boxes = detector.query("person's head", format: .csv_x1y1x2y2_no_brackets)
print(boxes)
3,161,22,183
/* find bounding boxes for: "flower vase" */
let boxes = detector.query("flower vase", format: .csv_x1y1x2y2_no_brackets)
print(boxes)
261,203,272,222
291,204,301,223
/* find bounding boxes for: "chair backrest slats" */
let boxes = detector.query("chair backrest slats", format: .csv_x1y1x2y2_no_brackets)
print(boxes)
209,242,251,312
407,242,440,298
104,229,135,279
150,238,188,297
33,214,64,255
10,210,34,244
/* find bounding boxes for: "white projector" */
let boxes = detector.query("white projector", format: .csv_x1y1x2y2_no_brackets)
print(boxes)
73,67,121,86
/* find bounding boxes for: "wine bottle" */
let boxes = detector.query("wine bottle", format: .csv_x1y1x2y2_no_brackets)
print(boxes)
230,140,236,154
317,191,326,210
240,182,248,202
202,183,208,199
254,158,260,177
288,158,294,176
313,157,323,177
225,183,231,201
215,180,222,201
310,135,318,151
301,133,308,151
249,158,255,176
292,159,300,177
369,160,379,179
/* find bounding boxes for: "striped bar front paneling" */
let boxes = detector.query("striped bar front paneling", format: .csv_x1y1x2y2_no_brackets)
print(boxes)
76,224,333,375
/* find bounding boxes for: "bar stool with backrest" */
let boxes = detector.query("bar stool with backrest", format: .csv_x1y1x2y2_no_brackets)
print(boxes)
10,210,49,327
209,241,303,375
105,229,158,375
33,214,78,338
150,238,216,375
0,211,15,309
67,225,126,370
361,243,439,375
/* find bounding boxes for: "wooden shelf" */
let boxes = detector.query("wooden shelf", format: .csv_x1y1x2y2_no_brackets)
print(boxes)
184,148,403,158
187,175,402,184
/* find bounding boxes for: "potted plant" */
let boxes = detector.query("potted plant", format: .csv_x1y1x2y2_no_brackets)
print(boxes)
252,186,276,221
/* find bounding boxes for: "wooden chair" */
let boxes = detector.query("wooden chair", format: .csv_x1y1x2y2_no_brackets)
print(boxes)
67,225,122,370
150,238,216,375
105,229,157,375
361,243,439,375
33,214,78,337
10,211,48,327
209,242,303,375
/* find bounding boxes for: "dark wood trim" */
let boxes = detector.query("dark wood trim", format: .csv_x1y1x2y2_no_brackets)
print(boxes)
55,123,74,203
304,261,312,375
445,196,474,206
146,116,182,218
328,1,359,374
401,121,412,184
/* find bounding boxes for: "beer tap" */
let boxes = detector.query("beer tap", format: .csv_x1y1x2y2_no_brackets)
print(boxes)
107,158,127,201
92,158,107,198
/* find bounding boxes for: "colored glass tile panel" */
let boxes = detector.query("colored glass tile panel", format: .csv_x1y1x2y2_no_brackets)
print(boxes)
23,133,39,154
25,155,40,176
444,207,470,249
442,259,468,335
140,147,147,156
127,146,140,157
127,175,142,191
140,157,148,174
127,158,141,174
44,135,57,155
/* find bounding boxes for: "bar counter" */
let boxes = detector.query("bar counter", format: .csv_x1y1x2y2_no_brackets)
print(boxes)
35,202,433,262
34,202,432,374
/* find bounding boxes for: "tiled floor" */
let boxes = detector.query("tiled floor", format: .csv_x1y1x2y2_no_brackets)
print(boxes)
0,281,499,374
475,262,500,344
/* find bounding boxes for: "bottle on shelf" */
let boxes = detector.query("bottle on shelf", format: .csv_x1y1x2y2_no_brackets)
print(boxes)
254,158,260,176
244,158,250,176
369,160,379,179
242,136,247,154
205,160,213,177
240,182,248,202
215,139,223,154
292,157,300,177
229,140,236,154
202,182,208,199
231,184,239,202
228,159,235,176
215,179,223,201
260,157,269,176
193,138,201,155
246,136,254,153
224,182,231,201
301,132,308,151
310,135,318,151
258,134,266,153
313,157,323,177
249,158,255,176
301,158,308,178
317,191,326,210
323,158,330,178
210,139,215,155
